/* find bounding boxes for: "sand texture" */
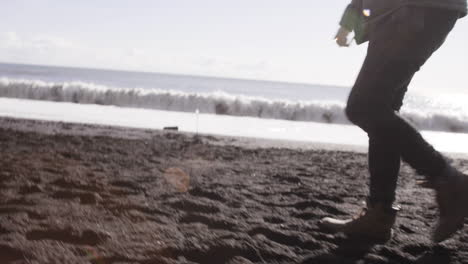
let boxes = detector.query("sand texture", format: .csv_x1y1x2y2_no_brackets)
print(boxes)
1,117,468,264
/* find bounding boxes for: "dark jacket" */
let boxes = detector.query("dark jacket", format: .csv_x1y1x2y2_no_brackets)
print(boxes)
340,0,467,44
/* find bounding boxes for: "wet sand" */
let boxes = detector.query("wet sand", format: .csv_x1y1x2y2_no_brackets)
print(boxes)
1,117,468,264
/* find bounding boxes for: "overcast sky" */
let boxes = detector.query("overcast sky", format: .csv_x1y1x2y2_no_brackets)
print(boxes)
1,0,467,94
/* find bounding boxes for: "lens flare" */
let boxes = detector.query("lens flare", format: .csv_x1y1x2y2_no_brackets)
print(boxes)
363,9,371,17
164,167,190,192
85,247,104,264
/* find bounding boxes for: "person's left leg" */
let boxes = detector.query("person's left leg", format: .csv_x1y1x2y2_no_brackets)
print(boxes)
319,47,415,243
368,76,412,207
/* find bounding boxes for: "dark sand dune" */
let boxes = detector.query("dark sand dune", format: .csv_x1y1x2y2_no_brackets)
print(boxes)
0,117,467,264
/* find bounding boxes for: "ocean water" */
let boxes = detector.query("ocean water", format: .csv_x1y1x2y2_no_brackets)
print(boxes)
1,62,468,134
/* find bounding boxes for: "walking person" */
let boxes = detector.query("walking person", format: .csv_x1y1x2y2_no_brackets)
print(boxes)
320,0,468,243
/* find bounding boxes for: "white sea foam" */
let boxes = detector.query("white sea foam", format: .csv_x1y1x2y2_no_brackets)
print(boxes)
1,77,467,133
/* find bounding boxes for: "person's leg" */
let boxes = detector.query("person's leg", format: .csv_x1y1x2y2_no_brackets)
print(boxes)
347,7,459,205
346,59,446,206
320,7,461,241
368,134,401,206
368,76,413,206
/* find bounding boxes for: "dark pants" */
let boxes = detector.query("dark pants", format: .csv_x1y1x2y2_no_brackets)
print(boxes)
346,7,459,207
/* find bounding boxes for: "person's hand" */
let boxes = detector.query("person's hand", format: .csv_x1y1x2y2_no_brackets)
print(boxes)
334,27,351,47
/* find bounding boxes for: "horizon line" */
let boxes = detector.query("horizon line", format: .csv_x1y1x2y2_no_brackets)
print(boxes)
0,60,350,90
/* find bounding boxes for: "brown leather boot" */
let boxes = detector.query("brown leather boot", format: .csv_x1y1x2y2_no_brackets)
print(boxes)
319,202,399,242
433,166,468,243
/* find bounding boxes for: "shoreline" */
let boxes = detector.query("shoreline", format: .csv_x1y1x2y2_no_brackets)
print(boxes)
3,116,468,160
0,116,369,153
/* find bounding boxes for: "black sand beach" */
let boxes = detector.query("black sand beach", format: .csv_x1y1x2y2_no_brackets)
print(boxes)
1,117,468,264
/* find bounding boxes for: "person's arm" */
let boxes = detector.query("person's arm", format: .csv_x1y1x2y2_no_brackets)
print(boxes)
340,0,362,32
335,0,362,47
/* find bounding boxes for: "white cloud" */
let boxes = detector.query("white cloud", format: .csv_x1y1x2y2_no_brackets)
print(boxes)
1,32,21,47
0,32,342,86
0,32,293,83
0,32,277,76
0,32,73,51
0,32,80,64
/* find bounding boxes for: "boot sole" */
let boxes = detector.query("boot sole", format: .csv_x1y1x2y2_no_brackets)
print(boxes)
433,216,466,243
433,176,468,243
319,220,393,243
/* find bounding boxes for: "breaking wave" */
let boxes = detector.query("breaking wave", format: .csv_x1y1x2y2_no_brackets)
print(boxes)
1,77,468,133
